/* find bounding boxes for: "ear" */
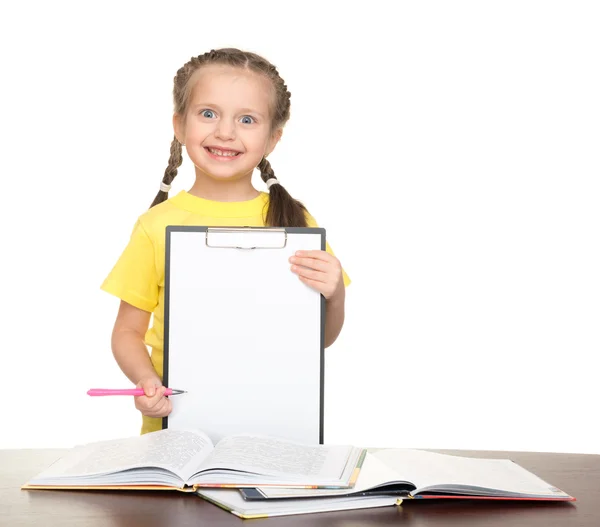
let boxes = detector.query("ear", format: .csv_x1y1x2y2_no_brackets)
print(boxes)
173,113,185,145
264,128,283,157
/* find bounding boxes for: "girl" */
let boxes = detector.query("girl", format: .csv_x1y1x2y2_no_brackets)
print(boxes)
101,48,350,435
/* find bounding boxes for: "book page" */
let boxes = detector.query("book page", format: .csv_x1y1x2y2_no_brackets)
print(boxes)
30,429,214,485
192,435,353,481
253,452,412,498
373,449,569,497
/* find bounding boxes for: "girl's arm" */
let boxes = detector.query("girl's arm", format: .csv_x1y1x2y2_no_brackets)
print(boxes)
111,300,156,383
324,285,345,348
111,300,172,417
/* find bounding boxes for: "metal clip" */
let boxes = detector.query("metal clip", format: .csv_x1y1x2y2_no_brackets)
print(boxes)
205,227,287,249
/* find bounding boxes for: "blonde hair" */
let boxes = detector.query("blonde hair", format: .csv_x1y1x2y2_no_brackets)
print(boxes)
150,48,307,227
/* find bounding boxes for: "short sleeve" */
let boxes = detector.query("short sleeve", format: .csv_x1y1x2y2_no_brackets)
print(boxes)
100,219,159,312
305,211,351,287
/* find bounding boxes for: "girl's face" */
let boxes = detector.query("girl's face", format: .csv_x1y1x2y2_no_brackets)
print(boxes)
174,64,281,184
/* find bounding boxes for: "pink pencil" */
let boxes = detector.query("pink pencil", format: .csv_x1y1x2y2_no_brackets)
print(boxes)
87,388,186,396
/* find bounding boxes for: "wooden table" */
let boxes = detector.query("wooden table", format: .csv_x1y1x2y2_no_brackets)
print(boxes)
3,448,598,526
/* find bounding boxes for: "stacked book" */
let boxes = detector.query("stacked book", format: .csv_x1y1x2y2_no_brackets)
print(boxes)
23,428,575,519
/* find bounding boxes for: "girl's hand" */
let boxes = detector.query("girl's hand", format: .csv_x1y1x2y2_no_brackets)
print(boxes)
289,250,344,301
134,377,173,418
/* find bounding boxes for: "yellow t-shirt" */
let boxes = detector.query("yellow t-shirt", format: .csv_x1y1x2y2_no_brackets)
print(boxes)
101,190,350,434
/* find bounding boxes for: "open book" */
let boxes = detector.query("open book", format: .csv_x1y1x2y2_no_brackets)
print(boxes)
23,429,365,491
240,449,575,501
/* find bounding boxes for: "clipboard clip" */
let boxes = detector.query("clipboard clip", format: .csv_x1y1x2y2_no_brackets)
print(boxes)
205,227,288,250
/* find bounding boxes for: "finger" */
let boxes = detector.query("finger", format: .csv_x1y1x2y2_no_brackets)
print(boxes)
298,275,339,299
135,386,165,411
146,386,168,409
148,397,172,418
289,255,330,273
293,250,335,262
297,275,327,295
134,395,156,413
291,265,328,283
162,398,173,416
137,394,167,415
138,379,161,397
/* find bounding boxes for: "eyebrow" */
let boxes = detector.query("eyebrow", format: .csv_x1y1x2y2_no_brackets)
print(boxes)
192,103,265,118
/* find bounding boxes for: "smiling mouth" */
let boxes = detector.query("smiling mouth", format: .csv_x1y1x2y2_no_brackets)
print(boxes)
205,147,242,158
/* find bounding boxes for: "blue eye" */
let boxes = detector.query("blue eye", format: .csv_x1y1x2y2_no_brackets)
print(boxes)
201,110,215,118
240,116,254,124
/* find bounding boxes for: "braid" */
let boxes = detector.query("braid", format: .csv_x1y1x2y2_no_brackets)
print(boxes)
150,136,183,208
258,158,307,227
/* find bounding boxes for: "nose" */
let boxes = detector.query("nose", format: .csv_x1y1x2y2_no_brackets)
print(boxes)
214,118,236,141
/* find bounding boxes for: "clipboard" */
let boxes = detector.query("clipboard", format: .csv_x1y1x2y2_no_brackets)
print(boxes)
162,226,326,445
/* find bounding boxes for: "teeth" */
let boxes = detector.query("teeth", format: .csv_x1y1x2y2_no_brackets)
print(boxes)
208,148,239,157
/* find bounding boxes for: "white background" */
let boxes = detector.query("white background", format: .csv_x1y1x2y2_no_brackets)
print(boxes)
1,1,598,453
